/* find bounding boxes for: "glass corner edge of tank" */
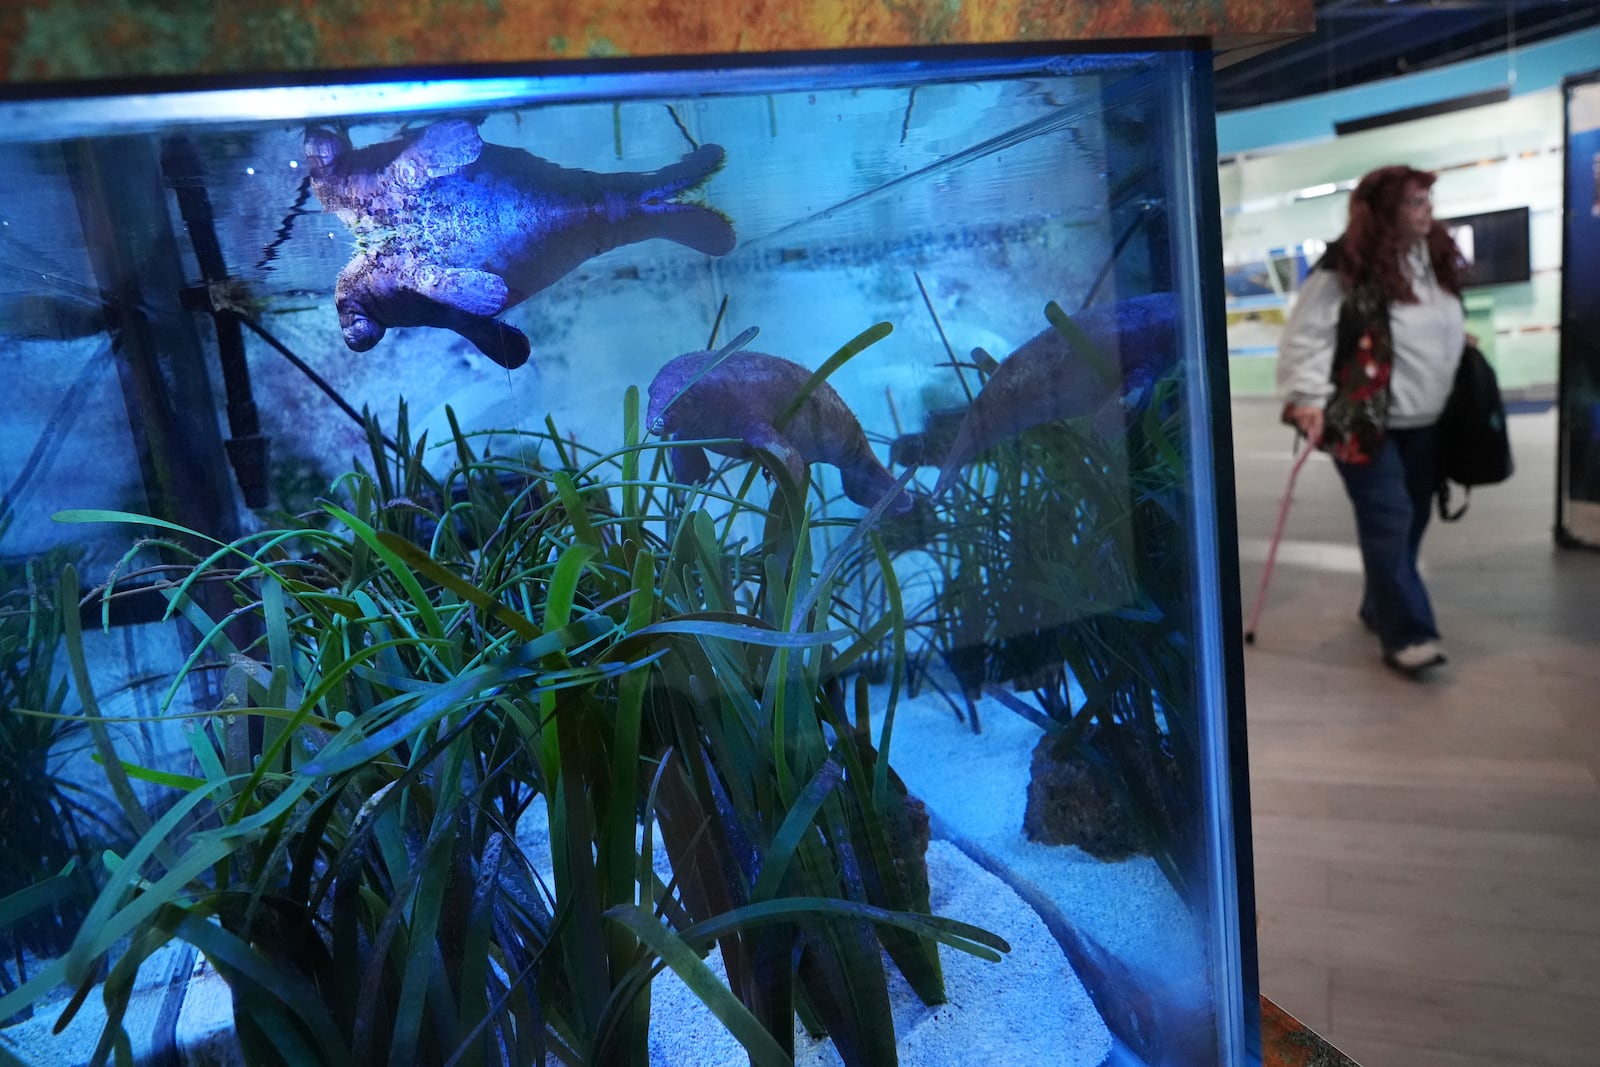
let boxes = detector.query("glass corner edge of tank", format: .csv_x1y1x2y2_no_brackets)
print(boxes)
1162,49,1262,1065
0,45,1172,144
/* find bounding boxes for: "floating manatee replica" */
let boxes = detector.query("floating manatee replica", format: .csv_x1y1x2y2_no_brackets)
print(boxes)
303,119,735,368
647,349,912,515
932,292,1179,496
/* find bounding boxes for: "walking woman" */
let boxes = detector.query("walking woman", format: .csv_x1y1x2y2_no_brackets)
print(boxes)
1277,165,1466,678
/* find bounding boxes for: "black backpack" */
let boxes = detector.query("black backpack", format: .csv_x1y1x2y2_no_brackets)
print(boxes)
1435,343,1513,521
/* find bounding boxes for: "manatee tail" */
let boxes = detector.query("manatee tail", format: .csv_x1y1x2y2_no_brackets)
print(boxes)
615,144,737,256
638,203,737,257
926,345,1003,494
931,387,1105,498
642,144,728,199
931,418,984,499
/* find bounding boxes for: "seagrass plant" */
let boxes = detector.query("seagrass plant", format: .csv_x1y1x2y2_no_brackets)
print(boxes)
487,321,1006,1067
904,302,1204,901
0,323,1006,1067
0,465,643,1065
621,367,952,1062
0,531,125,1013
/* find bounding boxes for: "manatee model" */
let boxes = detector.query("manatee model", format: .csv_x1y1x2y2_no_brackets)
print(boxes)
303,119,735,368
647,348,913,515
932,292,1179,496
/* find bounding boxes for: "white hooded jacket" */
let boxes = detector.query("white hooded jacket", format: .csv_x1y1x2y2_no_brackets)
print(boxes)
1277,240,1465,429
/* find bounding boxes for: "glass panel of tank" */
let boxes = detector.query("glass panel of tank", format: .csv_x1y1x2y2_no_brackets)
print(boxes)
0,50,1251,1066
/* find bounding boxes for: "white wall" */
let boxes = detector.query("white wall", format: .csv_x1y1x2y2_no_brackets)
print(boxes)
1219,90,1565,397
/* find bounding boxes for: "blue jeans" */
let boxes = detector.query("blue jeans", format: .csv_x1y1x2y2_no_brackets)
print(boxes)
1334,426,1441,653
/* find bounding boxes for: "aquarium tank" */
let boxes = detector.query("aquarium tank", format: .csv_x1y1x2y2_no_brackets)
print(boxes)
0,45,1258,1067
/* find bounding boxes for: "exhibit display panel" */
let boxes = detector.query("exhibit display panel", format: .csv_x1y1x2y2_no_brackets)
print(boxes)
1558,69,1600,549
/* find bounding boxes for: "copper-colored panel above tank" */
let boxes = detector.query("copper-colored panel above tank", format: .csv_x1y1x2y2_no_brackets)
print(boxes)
3,0,1313,85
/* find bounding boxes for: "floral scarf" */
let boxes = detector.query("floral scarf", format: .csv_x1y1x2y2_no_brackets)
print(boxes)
1320,272,1392,465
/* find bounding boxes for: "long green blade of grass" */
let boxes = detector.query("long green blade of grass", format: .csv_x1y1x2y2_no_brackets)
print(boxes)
57,565,156,844
297,661,517,778
623,616,849,648
0,863,78,932
606,906,792,1067
375,532,542,642
168,907,348,1062
749,758,842,903
452,832,505,1067
622,386,643,542
101,758,206,792
0,785,238,1020
390,806,465,1066
1043,299,1119,389
774,322,893,432
323,503,446,641
787,467,916,630
544,543,598,632
661,896,1010,962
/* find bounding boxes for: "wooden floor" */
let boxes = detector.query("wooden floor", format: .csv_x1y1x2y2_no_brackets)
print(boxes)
1230,397,1600,1067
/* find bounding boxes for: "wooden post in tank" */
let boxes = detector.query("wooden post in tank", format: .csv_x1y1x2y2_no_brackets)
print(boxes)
64,137,242,545
62,135,256,702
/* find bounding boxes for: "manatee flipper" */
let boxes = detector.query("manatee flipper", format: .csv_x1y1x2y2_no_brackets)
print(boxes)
669,444,712,486
640,144,728,199
633,206,737,258
611,144,737,257
392,119,485,185
411,265,509,317
742,424,806,489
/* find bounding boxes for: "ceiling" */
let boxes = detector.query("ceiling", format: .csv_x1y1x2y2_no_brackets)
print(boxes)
1214,0,1600,113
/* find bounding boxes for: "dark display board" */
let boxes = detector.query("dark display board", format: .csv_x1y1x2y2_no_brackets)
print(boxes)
1557,69,1600,549
1441,206,1531,288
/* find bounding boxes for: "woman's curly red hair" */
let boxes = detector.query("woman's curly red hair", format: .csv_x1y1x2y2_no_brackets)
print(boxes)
1338,165,1464,303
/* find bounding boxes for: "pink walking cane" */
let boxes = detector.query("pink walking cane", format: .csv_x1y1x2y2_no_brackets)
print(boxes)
1244,439,1314,645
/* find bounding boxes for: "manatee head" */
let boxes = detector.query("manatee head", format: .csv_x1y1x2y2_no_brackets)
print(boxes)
337,293,385,352
645,350,715,435
302,127,354,182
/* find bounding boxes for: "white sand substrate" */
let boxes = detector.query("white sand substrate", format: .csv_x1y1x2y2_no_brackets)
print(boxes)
513,671,1223,1067
871,686,1209,1007
640,838,1110,1067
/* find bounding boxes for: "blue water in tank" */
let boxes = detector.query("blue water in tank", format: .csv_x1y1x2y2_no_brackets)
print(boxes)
0,50,1253,1067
